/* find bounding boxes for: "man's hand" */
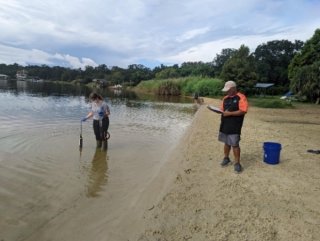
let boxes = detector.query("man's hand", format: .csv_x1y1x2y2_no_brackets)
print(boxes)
222,111,232,117
223,110,246,117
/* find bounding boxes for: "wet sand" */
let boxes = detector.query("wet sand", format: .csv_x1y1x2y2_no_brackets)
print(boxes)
136,98,320,241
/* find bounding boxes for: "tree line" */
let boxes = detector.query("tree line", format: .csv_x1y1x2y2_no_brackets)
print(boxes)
0,28,319,103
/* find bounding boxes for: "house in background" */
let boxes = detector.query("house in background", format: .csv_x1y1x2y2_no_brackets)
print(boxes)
255,83,274,96
92,79,108,88
16,70,28,81
0,74,9,80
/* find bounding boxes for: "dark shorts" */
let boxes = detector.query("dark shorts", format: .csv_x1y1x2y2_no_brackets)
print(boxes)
93,117,109,141
218,132,240,146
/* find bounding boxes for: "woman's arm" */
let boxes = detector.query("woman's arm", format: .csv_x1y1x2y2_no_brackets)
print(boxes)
85,111,94,119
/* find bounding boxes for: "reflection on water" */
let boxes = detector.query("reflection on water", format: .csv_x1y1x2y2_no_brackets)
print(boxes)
86,143,109,198
0,79,91,97
16,80,27,92
0,79,194,241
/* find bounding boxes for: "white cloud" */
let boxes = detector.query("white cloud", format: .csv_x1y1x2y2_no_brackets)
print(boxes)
0,44,97,69
176,27,211,42
62,55,98,69
0,0,319,68
161,23,319,65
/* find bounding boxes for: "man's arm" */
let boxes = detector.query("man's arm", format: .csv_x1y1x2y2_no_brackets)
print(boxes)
223,110,246,117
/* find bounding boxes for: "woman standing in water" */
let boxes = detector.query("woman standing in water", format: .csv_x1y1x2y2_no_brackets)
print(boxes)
82,92,110,149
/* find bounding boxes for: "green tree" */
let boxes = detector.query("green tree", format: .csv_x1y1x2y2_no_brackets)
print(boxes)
212,48,237,77
127,64,153,85
180,62,215,77
288,29,320,103
220,45,257,92
95,64,110,79
155,67,179,79
0,63,20,78
109,66,126,85
83,65,95,80
254,40,303,85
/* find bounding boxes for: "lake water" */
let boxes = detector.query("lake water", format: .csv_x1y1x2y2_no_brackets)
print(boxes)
0,79,195,241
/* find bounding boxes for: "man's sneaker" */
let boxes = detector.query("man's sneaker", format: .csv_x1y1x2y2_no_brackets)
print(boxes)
220,157,231,167
234,163,243,173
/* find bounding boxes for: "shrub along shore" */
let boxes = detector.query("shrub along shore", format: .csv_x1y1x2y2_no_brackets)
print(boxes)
133,77,224,97
133,77,294,109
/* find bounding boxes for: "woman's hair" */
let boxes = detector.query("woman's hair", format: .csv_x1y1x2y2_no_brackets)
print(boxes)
89,92,103,101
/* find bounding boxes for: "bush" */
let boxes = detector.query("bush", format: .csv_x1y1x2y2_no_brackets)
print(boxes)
136,77,224,97
250,98,293,108
134,79,161,94
158,79,182,95
181,77,224,96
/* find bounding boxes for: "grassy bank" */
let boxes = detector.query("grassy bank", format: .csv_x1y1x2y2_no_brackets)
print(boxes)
134,77,224,97
135,77,295,109
249,96,293,108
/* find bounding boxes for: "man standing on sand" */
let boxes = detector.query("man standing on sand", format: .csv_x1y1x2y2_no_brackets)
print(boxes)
219,81,248,173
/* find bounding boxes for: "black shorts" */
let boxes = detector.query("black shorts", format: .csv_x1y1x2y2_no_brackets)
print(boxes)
93,117,109,141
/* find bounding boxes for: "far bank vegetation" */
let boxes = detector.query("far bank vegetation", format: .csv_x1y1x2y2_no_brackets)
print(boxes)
135,77,224,97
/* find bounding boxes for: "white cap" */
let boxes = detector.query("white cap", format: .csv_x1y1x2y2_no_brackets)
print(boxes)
222,81,236,92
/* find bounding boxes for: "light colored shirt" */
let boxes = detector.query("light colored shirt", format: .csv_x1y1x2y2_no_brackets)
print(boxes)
91,101,110,120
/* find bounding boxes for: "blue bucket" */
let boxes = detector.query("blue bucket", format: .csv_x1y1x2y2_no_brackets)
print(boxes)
263,142,281,165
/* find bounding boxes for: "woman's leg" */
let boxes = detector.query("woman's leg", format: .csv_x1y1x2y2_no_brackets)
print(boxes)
101,117,109,150
93,120,102,147
93,120,101,140
102,117,109,140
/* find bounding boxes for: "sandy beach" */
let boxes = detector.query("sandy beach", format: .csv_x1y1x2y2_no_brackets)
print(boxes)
136,98,320,241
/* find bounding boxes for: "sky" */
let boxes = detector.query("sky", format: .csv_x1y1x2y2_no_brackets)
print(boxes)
0,0,319,70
